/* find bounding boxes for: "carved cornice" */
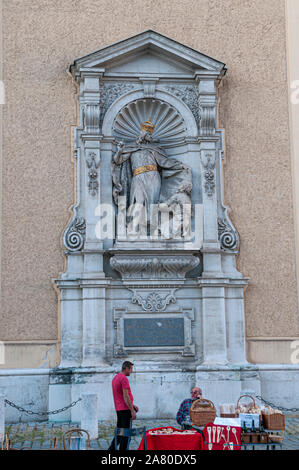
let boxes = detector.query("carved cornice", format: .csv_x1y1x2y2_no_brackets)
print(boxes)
110,254,200,280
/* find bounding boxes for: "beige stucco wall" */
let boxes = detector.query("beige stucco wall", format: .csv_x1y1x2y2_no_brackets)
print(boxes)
1,0,298,367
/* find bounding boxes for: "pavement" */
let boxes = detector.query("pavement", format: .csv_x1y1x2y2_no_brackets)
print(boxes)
3,416,299,450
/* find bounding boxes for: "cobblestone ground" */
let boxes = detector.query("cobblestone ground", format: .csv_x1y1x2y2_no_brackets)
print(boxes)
3,416,299,450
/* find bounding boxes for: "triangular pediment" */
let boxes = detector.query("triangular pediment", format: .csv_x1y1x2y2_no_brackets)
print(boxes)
70,30,226,79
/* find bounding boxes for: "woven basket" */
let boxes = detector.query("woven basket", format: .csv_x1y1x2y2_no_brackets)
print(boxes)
262,410,286,430
268,434,283,443
190,399,216,426
237,394,256,411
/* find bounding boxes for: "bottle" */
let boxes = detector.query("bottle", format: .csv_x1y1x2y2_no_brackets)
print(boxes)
252,419,255,433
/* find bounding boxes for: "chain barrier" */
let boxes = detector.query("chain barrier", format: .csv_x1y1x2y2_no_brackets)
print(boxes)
256,395,299,414
4,397,82,416
4,395,299,417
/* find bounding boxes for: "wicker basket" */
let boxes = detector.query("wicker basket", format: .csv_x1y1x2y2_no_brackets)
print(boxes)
262,409,286,430
190,398,216,427
237,394,256,411
268,434,283,443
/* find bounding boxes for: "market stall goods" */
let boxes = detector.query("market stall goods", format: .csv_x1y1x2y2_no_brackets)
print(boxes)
148,429,197,435
220,404,238,418
236,395,262,415
262,407,286,430
202,423,242,451
190,399,217,427
138,427,203,451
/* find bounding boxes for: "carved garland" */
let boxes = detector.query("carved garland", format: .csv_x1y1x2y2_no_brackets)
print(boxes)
130,289,177,311
86,152,100,196
202,154,216,197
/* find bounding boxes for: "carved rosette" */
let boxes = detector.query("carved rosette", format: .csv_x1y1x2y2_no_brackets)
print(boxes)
218,218,239,251
64,217,86,252
130,289,177,311
110,255,199,280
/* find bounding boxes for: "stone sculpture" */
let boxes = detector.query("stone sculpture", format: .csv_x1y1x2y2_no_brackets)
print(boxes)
111,119,192,238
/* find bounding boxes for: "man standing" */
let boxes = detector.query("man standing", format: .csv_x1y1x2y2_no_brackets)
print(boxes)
108,361,138,450
176,387,202,428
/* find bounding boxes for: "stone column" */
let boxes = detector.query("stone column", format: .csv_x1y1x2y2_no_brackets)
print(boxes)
78,70,108,366
199,282,227,363
81,281,109,367
197,78,227,364
225,284,248,364
56,281,83,368
79,69,104,250
80,393,98,440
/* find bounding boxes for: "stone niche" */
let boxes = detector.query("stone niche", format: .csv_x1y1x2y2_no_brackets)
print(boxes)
51,31,252,420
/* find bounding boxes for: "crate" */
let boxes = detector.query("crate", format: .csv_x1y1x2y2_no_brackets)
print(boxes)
241,432,268,444
190,399,216,427
262,412,285,431
220,413,238,418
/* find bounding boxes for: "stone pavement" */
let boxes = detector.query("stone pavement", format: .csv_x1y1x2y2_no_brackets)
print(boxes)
3,416,299,450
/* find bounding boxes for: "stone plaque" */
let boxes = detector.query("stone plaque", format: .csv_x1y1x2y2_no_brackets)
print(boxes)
124,318,184,347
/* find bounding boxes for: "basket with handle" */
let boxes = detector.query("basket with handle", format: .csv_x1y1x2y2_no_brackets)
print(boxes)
237,394,263,429
190,398,216,427
236,394,256,412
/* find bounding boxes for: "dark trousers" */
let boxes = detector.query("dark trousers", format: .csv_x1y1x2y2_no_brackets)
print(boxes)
108,409,132,451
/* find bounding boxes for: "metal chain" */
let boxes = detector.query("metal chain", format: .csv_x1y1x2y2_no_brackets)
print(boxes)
5,394,299,416
256,395,299,413
4,397,82,416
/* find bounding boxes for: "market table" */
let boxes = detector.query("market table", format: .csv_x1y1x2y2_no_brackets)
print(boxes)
138,427,204,450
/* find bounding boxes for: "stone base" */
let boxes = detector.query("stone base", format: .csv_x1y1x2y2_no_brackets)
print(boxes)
1,364,299,423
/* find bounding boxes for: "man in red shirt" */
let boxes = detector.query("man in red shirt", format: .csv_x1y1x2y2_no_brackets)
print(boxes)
108,361,139,450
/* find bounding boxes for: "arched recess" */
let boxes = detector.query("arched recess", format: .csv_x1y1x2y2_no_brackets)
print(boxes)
102,88,198,140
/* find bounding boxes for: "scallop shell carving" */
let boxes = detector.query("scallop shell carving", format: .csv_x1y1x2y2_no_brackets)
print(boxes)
113,99,186,143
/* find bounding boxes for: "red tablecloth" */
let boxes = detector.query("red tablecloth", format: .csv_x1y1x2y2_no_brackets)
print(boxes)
138,427,204,450
202,423,241,450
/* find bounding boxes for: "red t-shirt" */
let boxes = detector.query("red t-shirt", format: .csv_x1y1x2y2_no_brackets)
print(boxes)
112,372,134,411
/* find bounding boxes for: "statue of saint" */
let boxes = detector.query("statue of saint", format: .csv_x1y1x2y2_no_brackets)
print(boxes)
112,119,192,230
